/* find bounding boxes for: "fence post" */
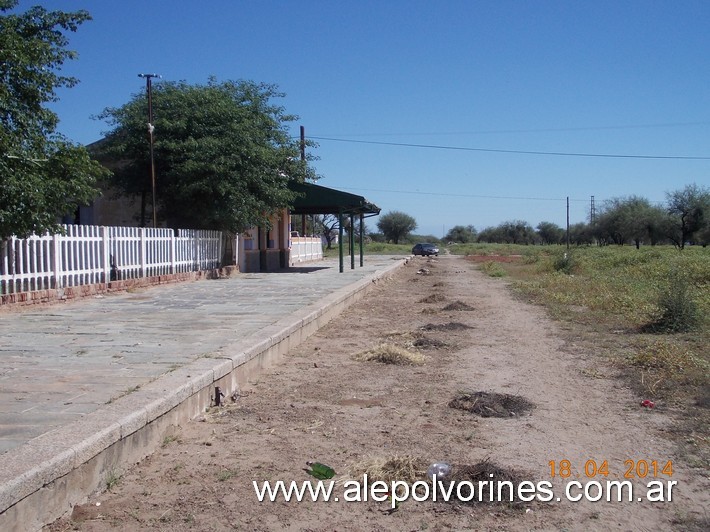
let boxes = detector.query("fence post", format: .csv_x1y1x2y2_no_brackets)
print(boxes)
170,230,176,274
101,226,110,284
10,237,17,292
1,239,7,294
217,231,223,269
52,233,61,289
140,227,147,278
194,231,200,271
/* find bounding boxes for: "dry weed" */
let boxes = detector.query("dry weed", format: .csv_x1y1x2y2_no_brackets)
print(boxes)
348,455,428,484
419,293,447,304
449,391,535,418
355,343,426,365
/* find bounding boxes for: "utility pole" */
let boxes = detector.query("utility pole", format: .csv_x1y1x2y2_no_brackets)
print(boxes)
300,125,306,161
138,73,161,228
566,196,570,250
590,195,596,224
300,125,306,235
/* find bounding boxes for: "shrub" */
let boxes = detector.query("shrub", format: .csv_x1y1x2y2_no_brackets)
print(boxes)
522,249,541,264
480,261,506,277
646,271,700,333
553,252,575,274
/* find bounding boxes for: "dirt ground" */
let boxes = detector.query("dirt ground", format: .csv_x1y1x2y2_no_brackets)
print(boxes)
48,255,708,531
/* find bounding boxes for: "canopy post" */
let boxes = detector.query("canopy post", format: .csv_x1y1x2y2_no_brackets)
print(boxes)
359,213,364,267
349,214,355,270
338,209,344,273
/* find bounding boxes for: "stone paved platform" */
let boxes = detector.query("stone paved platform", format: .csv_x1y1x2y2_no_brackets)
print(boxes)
0,256,404,454
0,255,409,531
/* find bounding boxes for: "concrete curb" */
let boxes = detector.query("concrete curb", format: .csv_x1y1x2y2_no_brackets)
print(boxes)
0,257,409,531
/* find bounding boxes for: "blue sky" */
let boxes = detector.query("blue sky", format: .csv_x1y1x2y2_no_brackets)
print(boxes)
32,0,710,237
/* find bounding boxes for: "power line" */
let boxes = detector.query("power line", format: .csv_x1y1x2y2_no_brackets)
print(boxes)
335,186,588,202
308,136,710,160
314,120,710,137
335,186,667,206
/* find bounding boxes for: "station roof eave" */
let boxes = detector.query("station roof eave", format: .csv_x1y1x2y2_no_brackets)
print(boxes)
288,181,380,217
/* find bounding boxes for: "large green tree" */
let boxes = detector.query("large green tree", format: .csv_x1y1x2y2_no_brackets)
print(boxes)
595,196,668,248
536,221,564,245
445,224,477,244
568,222,594,246
478,220,542,244
0,1,107,238
376,210,417,244
96,78,317,232
312,214,340,249
500,220,536,244
665,183,710,250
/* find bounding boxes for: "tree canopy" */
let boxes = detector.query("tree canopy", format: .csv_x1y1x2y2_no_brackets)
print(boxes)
376,210,417,244
0,1,108,238
445,224,477,244
96,78,317,232
665,184,710,249
536,221,565,245
595,196,668,248
478,220,536,244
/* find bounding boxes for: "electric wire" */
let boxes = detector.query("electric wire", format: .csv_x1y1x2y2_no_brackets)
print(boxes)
334,186,579,202
312,120,710,137
334,186,666,206
307,136,710,160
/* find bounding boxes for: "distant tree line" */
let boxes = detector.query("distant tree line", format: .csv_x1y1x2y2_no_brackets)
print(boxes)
446,184,709,249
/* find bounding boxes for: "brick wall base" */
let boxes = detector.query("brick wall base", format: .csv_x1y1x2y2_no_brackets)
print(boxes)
0,266,239,312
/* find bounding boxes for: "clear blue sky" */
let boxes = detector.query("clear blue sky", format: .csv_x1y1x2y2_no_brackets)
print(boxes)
33,0,710,237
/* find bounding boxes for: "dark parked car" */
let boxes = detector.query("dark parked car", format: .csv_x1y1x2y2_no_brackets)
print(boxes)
412,243,439,256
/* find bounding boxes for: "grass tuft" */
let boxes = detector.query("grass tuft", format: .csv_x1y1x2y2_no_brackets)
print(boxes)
355,343,426,365
349,455,428,484
628,340,709,397
217,469,237,482
105,467,121,491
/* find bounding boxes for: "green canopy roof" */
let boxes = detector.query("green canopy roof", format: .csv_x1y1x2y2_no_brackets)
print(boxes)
289,181,380,216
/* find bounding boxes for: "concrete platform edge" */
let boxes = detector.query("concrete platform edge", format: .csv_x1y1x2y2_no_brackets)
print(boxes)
0,257,409,531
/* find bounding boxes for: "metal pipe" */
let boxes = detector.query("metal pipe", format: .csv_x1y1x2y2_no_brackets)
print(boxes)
214,386,225,406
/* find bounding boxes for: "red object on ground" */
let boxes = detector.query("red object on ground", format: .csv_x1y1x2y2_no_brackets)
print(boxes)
640,399,655,408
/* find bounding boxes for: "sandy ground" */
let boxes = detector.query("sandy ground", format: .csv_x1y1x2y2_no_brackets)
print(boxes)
48,255,708,531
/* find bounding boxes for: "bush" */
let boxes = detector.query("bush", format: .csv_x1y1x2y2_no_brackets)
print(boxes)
553,252,575,274
522,249,541,264
480,261,506,277
646,271,700,333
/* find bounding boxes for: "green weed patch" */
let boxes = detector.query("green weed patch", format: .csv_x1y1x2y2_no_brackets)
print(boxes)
473,245,708,423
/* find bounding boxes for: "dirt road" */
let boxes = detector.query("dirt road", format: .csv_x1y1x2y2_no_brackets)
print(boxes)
49,255,708,531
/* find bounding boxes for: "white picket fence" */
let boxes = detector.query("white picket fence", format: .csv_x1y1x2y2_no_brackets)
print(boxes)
290,237,323,263
0,225,223,295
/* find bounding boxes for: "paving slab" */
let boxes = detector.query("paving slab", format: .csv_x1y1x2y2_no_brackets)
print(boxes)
0,256,405,455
